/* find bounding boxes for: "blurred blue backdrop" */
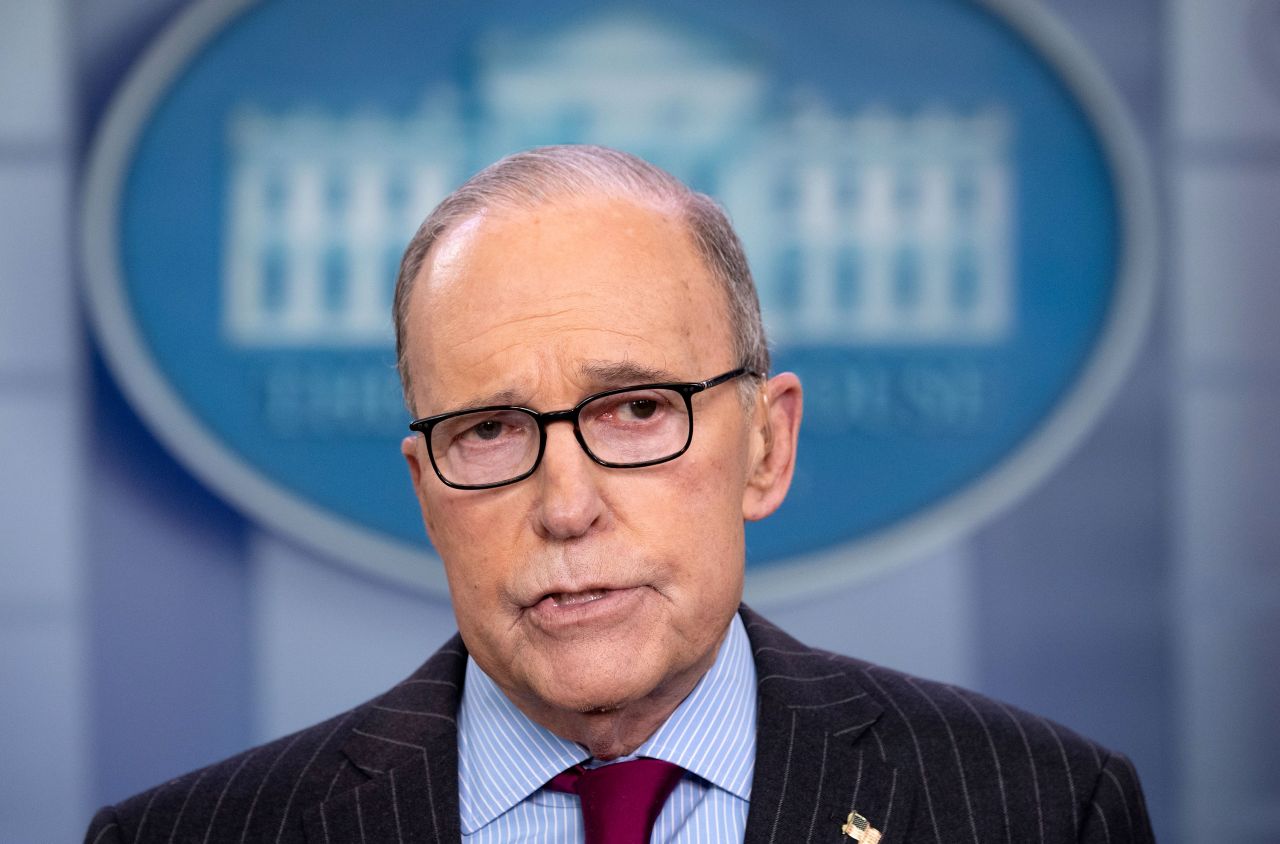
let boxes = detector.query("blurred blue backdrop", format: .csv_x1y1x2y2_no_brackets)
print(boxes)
0,1,1277,842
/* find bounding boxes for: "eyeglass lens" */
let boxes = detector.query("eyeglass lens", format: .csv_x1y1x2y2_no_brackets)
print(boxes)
430,387,691,487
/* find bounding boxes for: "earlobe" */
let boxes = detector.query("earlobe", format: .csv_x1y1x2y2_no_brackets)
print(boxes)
742,372,803,522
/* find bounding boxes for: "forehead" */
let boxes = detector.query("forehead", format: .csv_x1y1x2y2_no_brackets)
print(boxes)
405,194,734,410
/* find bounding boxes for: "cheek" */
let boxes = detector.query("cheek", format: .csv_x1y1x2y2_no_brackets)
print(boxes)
422,495,506,593
685,423,752,517
424,484,495,546
635,458,737,542
661,441,750,575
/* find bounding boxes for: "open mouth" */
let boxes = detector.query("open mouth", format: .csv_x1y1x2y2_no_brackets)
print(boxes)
522,586,647,632
546,589,609,607
526,585,644,615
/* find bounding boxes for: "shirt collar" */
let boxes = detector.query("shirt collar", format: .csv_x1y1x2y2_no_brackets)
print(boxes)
456,613,757,834
633,612,756,799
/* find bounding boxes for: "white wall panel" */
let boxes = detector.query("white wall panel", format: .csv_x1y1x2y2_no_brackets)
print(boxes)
1178,390,1280,576
249,533,459,742
1174,0,1280,142
0,395,80,605
1174,385,1280,840
0,1,69,143
0,0,86,833
1172,4,1280,839
0,617,87,843
1176,168,1280,368
0,160,73,374
760,545,976,688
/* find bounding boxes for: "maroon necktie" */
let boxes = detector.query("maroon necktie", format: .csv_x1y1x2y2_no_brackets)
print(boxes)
547,758,685,844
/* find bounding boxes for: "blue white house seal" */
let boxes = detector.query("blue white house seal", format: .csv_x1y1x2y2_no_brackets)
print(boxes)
81,0,1156,597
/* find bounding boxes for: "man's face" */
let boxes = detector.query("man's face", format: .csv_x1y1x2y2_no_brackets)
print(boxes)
400,194,763,721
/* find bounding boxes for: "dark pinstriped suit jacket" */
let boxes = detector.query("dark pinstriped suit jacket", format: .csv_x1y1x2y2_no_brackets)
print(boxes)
86,607,1154,843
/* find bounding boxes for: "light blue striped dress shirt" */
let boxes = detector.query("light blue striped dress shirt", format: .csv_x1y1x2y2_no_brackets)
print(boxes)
457,613,757,843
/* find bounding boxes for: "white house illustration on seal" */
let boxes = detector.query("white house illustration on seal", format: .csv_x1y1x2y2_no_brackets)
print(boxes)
221,12,1014,349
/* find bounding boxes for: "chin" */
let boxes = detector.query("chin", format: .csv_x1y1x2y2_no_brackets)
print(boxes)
534,662,659,715
544,679,643,713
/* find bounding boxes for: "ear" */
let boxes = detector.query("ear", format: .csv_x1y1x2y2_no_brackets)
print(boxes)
401,434,427,489
401,435,437,540
742,372,803,522
403,434,450,552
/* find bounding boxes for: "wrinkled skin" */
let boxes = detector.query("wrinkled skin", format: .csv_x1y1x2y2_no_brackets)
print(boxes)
400,193,802,759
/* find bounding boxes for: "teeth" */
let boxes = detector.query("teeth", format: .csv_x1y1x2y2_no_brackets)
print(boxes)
551,590,607,607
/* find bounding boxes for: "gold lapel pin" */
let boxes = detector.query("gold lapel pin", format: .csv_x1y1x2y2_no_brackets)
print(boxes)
841,811,882,842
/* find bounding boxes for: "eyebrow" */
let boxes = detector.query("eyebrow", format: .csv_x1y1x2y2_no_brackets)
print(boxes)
576,359,678,388
449,360,681,413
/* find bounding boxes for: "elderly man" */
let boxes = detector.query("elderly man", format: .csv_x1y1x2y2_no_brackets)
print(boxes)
87,146,1154,843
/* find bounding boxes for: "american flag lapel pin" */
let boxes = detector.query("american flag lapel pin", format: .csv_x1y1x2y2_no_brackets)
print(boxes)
841,811,882,842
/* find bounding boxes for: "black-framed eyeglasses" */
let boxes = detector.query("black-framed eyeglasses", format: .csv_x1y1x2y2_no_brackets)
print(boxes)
408,368,760,490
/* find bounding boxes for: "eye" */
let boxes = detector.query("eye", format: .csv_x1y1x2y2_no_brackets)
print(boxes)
622,398,658,420
470,419,505,441
587,390,678,426
442,410,530,448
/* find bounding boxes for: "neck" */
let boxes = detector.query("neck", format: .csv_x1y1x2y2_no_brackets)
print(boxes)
558,692,693,761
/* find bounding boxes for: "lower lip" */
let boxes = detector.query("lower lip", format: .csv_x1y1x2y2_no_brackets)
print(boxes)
526,586,646,632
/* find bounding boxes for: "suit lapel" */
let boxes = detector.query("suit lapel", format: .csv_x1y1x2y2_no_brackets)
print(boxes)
303,609,916,843
742,608,917,844
304,638,468,843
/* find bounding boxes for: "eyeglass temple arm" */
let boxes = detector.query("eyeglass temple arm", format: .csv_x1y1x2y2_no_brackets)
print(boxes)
696,368,763,390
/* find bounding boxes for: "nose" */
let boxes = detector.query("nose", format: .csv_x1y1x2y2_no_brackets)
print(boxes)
531,420,606,540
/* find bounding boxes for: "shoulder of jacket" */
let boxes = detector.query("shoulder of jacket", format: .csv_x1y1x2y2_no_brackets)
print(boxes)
845,657,1111,776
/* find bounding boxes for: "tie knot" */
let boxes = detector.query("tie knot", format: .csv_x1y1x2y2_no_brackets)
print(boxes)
548,758,685,844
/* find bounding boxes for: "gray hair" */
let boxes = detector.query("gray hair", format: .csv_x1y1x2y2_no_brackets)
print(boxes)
392,144,770,409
